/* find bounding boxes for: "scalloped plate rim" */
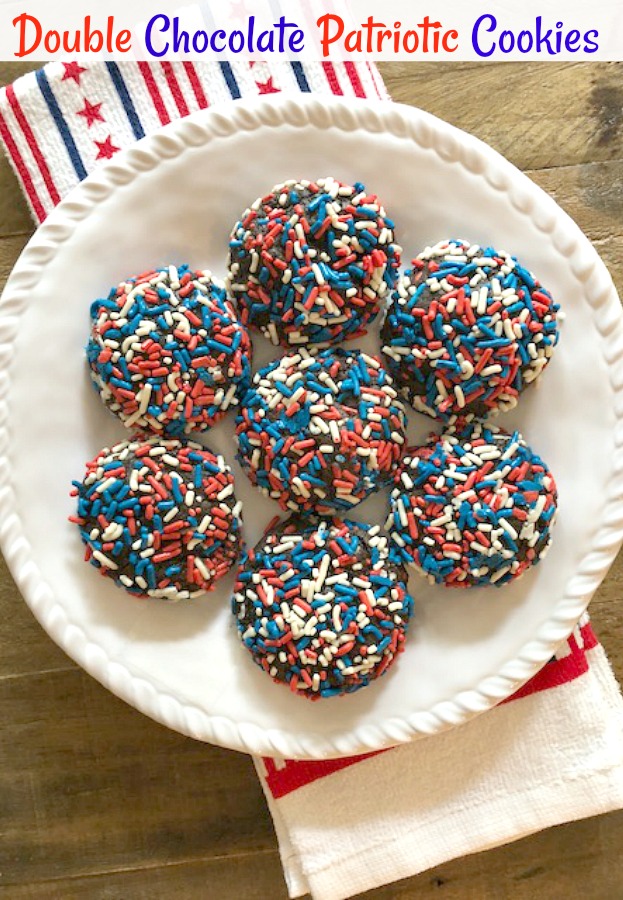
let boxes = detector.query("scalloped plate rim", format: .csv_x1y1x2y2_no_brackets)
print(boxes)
1,94,622,760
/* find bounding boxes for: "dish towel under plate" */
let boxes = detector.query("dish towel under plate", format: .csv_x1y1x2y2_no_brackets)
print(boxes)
2,59,623,900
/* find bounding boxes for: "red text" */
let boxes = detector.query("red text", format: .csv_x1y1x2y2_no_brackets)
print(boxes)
13,14,132,57
317,15,459,57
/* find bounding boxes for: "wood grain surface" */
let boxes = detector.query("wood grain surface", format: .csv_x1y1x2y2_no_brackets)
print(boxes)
0,60,622,899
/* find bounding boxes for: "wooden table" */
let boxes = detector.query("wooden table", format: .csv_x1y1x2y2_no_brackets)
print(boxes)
1,61,622,899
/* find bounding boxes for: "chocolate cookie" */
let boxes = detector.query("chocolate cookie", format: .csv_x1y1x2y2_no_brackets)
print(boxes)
235,348,407,513
232,515,414,699
70,436,243,600
381,239,561,420
387,419,557,587
87,265,251,435
227,177,401,347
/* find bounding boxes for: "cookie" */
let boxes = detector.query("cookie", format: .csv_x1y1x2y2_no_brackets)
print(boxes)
235,348,407,513
227,177,401,347
87,265,251,435
387,419,557,587
381,239,560,419
70,436,243,600
232,515,413,698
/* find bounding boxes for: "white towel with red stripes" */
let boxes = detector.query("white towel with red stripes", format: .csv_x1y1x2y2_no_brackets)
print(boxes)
256,616,623,898
2,60,623,900
0,59,386,222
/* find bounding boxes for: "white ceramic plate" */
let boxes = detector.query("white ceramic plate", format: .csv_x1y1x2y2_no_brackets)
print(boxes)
1,96,623,760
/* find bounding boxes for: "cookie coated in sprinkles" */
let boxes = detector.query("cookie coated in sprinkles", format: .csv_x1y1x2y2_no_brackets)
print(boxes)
70,436,243,601
87,265,251,436
387,419,557,588
381,239,561,420
232,516,414,699
227,177,401,348
235,348,407,513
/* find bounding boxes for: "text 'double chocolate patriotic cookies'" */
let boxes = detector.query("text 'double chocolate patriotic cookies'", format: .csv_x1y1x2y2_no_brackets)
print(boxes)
87,265,252,436
227,177,401,348
232,516,414,699
387,420,557,588
70,437,243,601
235,348,407,513
381,239,561,420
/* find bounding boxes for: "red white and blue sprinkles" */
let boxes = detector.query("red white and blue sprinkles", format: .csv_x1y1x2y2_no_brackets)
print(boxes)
73,174,565,709
381,239,561,420
235,348,407,513
387,419,558,588
70,436,243,601
87,265,252,436
227,177,401,348
233,516,413,699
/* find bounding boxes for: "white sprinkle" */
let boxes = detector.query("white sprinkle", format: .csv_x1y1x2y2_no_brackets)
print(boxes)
217,484,234,501
93,550,118,570
96,477,117,494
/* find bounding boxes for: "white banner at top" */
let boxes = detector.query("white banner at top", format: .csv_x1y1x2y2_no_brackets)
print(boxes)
1,0,622,61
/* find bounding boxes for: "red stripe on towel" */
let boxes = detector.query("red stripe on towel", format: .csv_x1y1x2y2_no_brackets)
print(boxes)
322,62,343,95
0,106,46,221
5,84,60,206
183,62,209,109
161,62,190,117
137,62,170,125
344,62,366,98
262,623,600,799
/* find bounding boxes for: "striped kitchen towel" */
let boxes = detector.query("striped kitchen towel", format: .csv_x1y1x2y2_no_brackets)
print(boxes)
1,59,623,900
0,59,387,222
256,615,623,899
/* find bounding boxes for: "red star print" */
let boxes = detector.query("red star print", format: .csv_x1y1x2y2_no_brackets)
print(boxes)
94,135,120,160
256,77,280,95
229,0,250,23
62,62,87,85
77,98,104,128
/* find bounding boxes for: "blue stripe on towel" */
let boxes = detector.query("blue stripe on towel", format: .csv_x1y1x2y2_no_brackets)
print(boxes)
36,68,87,181
105,63,146,140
